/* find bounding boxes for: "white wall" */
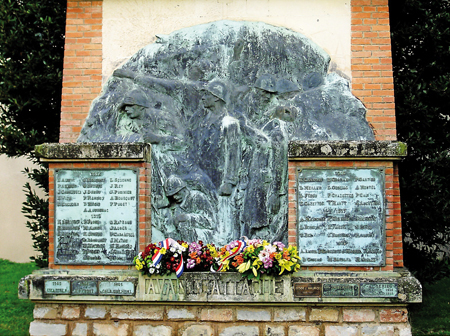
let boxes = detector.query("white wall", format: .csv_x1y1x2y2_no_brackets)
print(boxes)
0,155,43,263
103,0,351,81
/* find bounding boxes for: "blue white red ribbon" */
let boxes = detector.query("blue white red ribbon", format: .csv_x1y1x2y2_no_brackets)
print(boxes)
152,238,184,278
216,238,247,272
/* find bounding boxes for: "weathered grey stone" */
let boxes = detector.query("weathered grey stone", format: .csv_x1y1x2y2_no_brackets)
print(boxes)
29,322,67,336
110,305,164,320
398,325,413,336
361,325,394,336
133,325,172,336
72,323,88,336
288,326,320,336
265,325,285,336
168,307,197,320
33,305,58,319
85,306,108,319
35,143,151,161
237,308,271,321
325,326,358,336
274,308,306,321
61,306,80,319
219,325,259,336
93,322,129,336
77,20,375,245
343,309,375,322
181,324,214,336
200,308,233,321
22,269,422,304
288,141,407,159
309,308,339,322
18,274,31,299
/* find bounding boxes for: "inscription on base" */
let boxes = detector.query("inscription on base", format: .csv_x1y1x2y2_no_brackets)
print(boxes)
360,283,398,297
72,281,98,296
322,283,359,297
293,283,322,297
45,280,71,295
99,281,135,296
297,168,385,266
54,169,138,265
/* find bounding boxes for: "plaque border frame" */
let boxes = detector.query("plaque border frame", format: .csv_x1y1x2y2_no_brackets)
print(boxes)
296,167,386,267
54,168,140,266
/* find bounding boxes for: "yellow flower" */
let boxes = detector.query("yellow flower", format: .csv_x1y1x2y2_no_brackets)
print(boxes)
275,253,282,260
182,242,189,248
237,260,251,273
160,248,167,254
279,259,294,275
246,245,255,253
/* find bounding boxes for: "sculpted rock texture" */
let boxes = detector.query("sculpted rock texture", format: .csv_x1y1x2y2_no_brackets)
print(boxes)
78,21,374,245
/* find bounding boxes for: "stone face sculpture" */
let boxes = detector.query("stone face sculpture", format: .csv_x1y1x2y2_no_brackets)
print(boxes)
78,21,374,245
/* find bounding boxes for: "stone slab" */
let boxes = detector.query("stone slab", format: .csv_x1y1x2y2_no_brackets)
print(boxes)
297,168,385,266
22,269,422,304
288,141,407,159
35,143,151,161
54,168,138,265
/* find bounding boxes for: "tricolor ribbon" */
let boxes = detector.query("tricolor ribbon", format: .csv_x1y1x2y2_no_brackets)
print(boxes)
151,238,185,278
215,237,247,272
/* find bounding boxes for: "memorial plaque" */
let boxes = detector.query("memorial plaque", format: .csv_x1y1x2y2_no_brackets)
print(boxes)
72,280,98,296
99,281,135,296
360,283,398,298
45,280,71,295
297,168,385,266
293,283,322,297
322,283,359,297
54,169,138,265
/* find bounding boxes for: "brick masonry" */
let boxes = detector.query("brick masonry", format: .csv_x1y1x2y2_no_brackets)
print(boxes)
59,0,397,143
288,160,404,271
48,160,151,270
29,303,412,336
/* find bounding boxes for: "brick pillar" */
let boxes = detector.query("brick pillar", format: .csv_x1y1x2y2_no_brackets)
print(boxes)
60,0,103,143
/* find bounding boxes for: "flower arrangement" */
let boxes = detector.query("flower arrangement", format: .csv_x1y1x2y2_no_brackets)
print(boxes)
134,238,188,277
134,237,301,279
185,241,218,272
215,239,301,280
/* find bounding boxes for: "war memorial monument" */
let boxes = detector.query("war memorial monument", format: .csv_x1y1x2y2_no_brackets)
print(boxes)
20,1,421,335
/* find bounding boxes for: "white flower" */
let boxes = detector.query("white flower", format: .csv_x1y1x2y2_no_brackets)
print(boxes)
150,268,155,274
156,264,161,269
170,247,176,252
174,253,179,257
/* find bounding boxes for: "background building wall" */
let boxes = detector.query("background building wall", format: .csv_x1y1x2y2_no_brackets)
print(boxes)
59,0,395,143
0,155,41,262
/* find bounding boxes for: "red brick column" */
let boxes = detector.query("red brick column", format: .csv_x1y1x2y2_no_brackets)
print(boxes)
60,0,103,143
351,0,396,141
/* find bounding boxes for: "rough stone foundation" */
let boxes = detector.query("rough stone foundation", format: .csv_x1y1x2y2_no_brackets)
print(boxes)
30,303,412,336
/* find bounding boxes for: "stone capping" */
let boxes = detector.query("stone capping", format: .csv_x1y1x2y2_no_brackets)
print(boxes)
34,143,151,162
288,141,407,160
20,269,422,304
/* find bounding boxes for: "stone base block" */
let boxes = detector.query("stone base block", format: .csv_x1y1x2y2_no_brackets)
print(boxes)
29,303,413,336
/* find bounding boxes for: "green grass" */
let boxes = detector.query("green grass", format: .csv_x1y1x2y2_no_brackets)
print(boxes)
410,277,450,335
0,259,36,336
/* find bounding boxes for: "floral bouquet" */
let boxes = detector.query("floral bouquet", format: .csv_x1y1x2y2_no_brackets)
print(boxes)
216,239,301,280
185,241,219,272
134,238,188,278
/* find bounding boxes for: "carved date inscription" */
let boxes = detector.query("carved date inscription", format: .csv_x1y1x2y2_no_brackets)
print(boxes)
54,169,138,265
297,168,385,266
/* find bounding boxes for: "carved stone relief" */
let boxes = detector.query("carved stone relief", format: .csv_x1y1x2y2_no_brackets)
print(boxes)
78,21,374,245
